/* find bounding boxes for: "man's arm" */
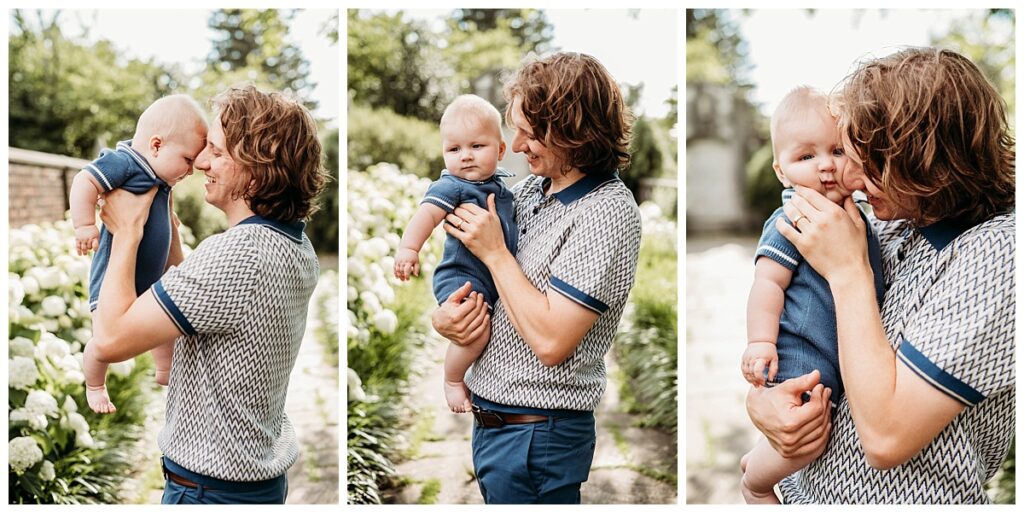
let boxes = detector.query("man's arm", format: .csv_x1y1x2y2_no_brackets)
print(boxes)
828,272,964,469
91,189,182,363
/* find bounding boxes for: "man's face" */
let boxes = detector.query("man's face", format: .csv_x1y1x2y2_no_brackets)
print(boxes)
194,116,247,213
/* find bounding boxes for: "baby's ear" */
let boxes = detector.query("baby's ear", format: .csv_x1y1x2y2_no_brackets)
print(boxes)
771,160,789,186
498,141,506,160
149,135,163,155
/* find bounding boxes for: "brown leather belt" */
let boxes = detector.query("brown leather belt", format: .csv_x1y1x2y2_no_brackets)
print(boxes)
472,405,551,428
165,469,204,489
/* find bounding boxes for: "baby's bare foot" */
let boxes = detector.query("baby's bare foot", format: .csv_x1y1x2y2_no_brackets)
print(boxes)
740,474,781,504
155,368,170,386
444,380,472,413
86,385,117,414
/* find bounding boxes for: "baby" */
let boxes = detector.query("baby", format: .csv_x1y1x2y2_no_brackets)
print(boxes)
71,94,207,414
393,94,518,413
739,87,885,503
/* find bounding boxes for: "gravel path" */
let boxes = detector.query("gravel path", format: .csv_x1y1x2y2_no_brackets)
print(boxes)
685,236,760,504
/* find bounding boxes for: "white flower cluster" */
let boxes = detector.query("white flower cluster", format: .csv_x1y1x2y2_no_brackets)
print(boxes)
346,164,444,397
7,220,113,481
347,164,441,342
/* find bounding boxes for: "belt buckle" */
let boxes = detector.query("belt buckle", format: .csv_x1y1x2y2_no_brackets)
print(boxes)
471,405,505,428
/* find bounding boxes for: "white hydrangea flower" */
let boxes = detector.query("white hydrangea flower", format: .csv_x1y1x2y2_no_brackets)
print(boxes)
76,430,95,448
347,368,367,402
39,460,56,481
372,309,398,335
38,334,71,361
62,396,78,413
359,290,382,315
8,437,44,473
73,327,93,344
25,390,59,416
28,267,61,290
109,359,135,378
40,296,67,317
9,337,35,358
9,408,47,430
61,412,90,435
42,319,59,333
9,357,39,390
9,274,25,306
20,275,40,297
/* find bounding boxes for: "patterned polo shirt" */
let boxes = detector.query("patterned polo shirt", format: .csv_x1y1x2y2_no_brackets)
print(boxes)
465,171,642,411
152,216,319,481
780,212,1015,504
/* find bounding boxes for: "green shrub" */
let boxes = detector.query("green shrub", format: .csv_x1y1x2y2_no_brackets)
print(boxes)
307,127,339,255
744,143,784,226
347,103,443,178
613,204,678,433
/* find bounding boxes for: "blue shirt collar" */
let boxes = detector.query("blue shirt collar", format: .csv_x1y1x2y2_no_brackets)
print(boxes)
439,166,514,183
916,217,977,252
549,171,619,205
237,215,306,243
115,140,162,184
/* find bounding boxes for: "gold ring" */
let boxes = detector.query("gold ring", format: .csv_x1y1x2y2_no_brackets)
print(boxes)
792,215,806,227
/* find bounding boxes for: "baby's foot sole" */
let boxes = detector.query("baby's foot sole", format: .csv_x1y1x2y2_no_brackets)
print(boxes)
86,386,117,414
443,380,472,413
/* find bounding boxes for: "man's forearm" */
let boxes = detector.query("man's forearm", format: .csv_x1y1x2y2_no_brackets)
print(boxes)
93,231,143,357
831,271,898,440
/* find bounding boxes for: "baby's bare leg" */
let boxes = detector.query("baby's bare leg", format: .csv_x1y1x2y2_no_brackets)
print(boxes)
83,329,116,414
151,340,174,386
740,436,824,504
443,322,491,413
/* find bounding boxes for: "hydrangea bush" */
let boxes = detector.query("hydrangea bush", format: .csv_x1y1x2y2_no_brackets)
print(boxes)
9,220,158,504
347,164,441,504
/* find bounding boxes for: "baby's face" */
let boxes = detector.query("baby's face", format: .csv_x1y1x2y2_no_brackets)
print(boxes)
440,115,505,182
151,126,207,186
773,105,850,204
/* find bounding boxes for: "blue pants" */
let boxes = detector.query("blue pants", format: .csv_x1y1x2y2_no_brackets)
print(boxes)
471,409,596,504
160,457,288,504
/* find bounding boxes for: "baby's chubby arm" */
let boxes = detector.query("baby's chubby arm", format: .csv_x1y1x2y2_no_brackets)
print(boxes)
743,257,793,386
394,202,448,281
70,170,104,256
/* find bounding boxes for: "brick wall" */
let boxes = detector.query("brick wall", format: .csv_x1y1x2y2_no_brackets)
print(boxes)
8,148,89,228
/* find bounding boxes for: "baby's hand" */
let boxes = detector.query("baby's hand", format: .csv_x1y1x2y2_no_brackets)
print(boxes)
394,248,420,281
741,341,778,387
74,225,100,256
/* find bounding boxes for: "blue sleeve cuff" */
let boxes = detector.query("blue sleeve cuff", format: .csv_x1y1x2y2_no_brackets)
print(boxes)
897,339,984,406
85,163,115,192
421,195,455,213
153,281,195,336
550,276,609,314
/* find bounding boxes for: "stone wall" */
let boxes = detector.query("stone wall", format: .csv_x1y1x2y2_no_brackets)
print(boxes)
8,148,88,227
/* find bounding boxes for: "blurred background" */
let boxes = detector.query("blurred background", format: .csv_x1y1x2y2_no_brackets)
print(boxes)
684,8,1015,504
8,9,339,504
347,8,678,505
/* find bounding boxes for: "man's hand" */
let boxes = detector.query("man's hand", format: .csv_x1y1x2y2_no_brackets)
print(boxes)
75,224,100,256
431,282,489,346
746,370,833,458
98,187,158,238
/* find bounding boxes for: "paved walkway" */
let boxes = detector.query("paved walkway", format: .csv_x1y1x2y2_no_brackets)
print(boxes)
388,335,677,504
120,307,339,504
685,236,760,504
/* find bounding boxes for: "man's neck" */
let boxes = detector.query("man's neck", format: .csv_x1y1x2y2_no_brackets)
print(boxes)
223,202,257,227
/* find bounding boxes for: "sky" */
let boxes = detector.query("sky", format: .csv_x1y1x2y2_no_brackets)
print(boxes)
24,9,339,126
400,8,678,119
736,9,1007,117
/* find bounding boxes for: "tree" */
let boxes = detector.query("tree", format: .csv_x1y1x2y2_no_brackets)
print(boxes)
203,9,316,111
685,9,752,87
449,9,554,54
9,10,180,158
306,128,339,255
930,9,1015,118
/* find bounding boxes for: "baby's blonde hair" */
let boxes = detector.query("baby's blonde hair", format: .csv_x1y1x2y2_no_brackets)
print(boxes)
133,94,207,146
440,94,503,138
769,86,830,160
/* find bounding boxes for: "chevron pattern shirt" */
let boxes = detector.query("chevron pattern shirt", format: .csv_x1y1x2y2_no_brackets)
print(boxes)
780,212,1015,504
465,171,642,411
152,216,319,481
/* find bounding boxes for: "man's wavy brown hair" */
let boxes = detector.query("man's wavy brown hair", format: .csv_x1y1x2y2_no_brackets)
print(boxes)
503,52,633,174
212,86,327,222
836,47,1014,225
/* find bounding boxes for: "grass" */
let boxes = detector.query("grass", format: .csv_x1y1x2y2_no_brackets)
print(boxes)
417,479,442,504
